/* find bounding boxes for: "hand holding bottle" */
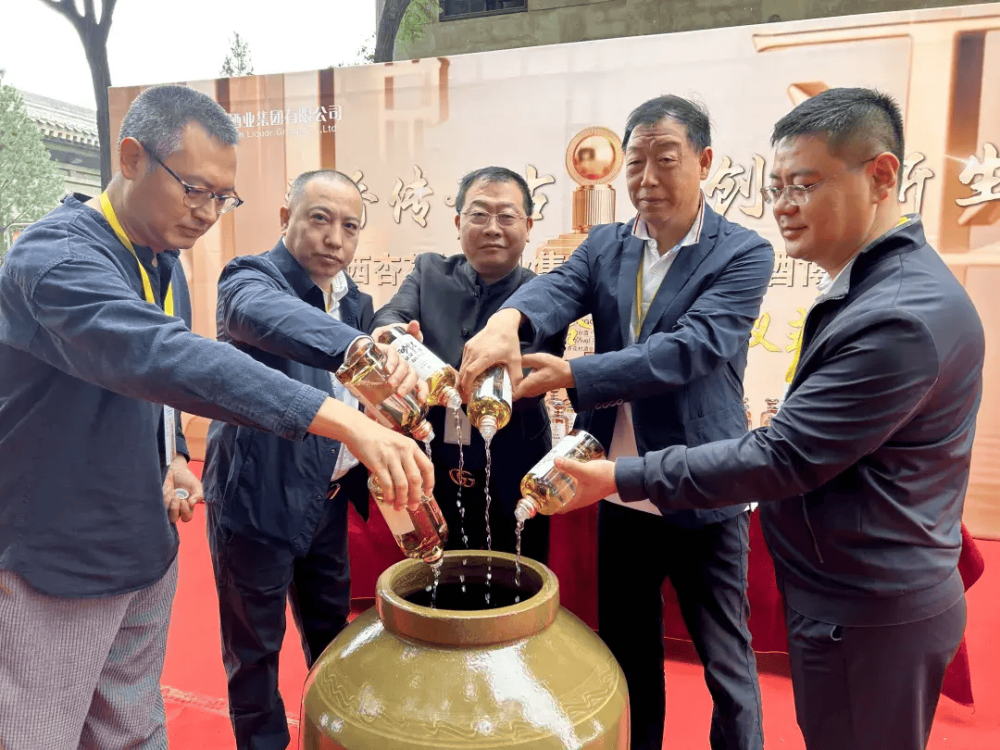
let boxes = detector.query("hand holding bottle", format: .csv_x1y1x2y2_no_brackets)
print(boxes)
547,456,617,515
373,338,428,404
307,398,434,509
459,308,525,397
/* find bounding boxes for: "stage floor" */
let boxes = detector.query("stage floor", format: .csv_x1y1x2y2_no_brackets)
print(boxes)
162,508,1000,749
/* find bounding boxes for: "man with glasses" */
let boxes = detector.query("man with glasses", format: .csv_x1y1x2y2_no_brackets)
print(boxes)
460,96,772,750
549,88,984,750
0,85,431,749
371,166,565,563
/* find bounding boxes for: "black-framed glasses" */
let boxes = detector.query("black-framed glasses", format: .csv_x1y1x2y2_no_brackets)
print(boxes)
461,209,526,227
761,156,878,207
143,145,244,215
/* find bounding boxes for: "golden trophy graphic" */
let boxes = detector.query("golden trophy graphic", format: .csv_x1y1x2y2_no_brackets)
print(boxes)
533,127,624,367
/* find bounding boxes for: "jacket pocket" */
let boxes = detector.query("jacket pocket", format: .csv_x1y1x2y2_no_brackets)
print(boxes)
683,403,746,447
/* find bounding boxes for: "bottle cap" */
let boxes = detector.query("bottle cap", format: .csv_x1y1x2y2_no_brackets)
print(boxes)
514,498,537,522
478,414,497,442
424,546,444,565
412,420,435,442
444,388,463,412
174,489,190,501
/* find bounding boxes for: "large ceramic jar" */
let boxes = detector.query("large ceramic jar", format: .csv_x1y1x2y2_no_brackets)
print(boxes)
301,550,629,749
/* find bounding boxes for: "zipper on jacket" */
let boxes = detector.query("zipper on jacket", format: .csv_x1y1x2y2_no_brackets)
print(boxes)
801,496,825,563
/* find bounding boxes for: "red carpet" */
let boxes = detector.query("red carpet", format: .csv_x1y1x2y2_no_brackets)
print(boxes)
164,470,1000,749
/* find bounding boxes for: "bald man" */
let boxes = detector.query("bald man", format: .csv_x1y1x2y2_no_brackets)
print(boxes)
203,169,399,750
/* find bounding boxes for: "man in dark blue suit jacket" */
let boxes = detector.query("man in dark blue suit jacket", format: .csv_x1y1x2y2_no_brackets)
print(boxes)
461,96,774,750
203,170,423,750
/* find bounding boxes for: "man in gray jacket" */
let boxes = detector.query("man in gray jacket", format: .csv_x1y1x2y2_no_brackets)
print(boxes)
551,88,984,750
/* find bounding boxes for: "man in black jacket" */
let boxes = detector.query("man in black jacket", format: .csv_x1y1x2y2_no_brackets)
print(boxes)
203,170,422,750
371,166,565,564
553,89,985,750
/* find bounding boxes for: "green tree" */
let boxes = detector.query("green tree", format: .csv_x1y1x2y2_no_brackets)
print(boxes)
0,72,65,262
375,0,436,62
38,0,117,189
395,0,437,58
221,32,255,77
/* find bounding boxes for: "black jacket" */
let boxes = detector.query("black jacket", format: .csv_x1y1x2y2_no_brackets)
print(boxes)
203,240,373,549
371,253,565,472
617,217,985,626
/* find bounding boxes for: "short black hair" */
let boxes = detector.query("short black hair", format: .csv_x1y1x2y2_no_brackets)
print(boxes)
622,95,712,152
770,87,904,168
119,84,238,159
455,167,533,217
286,170,361,210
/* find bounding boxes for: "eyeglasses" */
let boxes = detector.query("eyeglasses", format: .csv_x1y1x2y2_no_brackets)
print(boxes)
143,145,244,215
461,209,526,227
761,156,878,207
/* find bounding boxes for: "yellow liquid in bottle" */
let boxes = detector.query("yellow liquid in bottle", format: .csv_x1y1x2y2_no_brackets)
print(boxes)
336,337,434,441
515,430,606,520
468,364,512,441
377,326,462,410
368,476,449,565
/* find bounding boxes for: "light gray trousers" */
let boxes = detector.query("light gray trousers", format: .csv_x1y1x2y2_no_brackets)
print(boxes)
0,559,178,749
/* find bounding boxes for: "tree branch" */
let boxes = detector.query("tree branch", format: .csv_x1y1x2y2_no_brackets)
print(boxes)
100,0,118,29
83,0,95,22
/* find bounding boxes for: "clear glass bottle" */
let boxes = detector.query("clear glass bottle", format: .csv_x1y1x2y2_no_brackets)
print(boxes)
468,364,512,442
514,430,606,521
335,336,434,442
376,325,462,411
368,475,448,565
760,398,780,428
744,396,753,430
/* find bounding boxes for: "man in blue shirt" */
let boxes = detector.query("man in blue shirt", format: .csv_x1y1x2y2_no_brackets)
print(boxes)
203,170,380,750
0,85,430,749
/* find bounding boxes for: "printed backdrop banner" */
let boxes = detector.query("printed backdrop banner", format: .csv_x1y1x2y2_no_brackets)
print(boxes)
110,3,1000,538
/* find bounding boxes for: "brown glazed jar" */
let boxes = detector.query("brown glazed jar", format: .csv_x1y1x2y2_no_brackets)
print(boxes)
300,550,630,749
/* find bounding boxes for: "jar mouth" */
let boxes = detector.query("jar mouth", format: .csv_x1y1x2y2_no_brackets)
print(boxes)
376,550,559,647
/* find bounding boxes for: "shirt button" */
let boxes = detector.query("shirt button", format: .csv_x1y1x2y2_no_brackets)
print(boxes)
461,328,470,337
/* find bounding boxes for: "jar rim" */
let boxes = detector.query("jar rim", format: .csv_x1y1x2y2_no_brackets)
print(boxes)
376,550,559,647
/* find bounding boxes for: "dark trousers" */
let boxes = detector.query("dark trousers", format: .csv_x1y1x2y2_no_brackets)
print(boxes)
207,493,352,750
785,595,966,750
433,461,550,565
598,502,764,750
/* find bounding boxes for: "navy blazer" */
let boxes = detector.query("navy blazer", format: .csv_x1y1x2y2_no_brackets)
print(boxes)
503,204,774,527
203,240,373,550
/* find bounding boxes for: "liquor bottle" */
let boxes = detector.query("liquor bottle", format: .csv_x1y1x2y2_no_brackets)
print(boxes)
335,336,434,442
744,396,753,430
376,324,463,411
468,364,512,442
514,430,606,521
368,475,448,565
760,398,780,428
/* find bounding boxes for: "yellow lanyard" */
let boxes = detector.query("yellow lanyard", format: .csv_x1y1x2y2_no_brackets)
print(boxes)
634,261,646,333
99,192,174,317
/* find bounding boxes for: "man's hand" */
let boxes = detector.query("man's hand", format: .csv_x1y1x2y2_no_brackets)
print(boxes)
551,457,617,514
309,399,434,512
162,454,203,524
459,308,524,397
372,319,422,344
375,342,428,404
347,418,434,512
517,353,575,400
